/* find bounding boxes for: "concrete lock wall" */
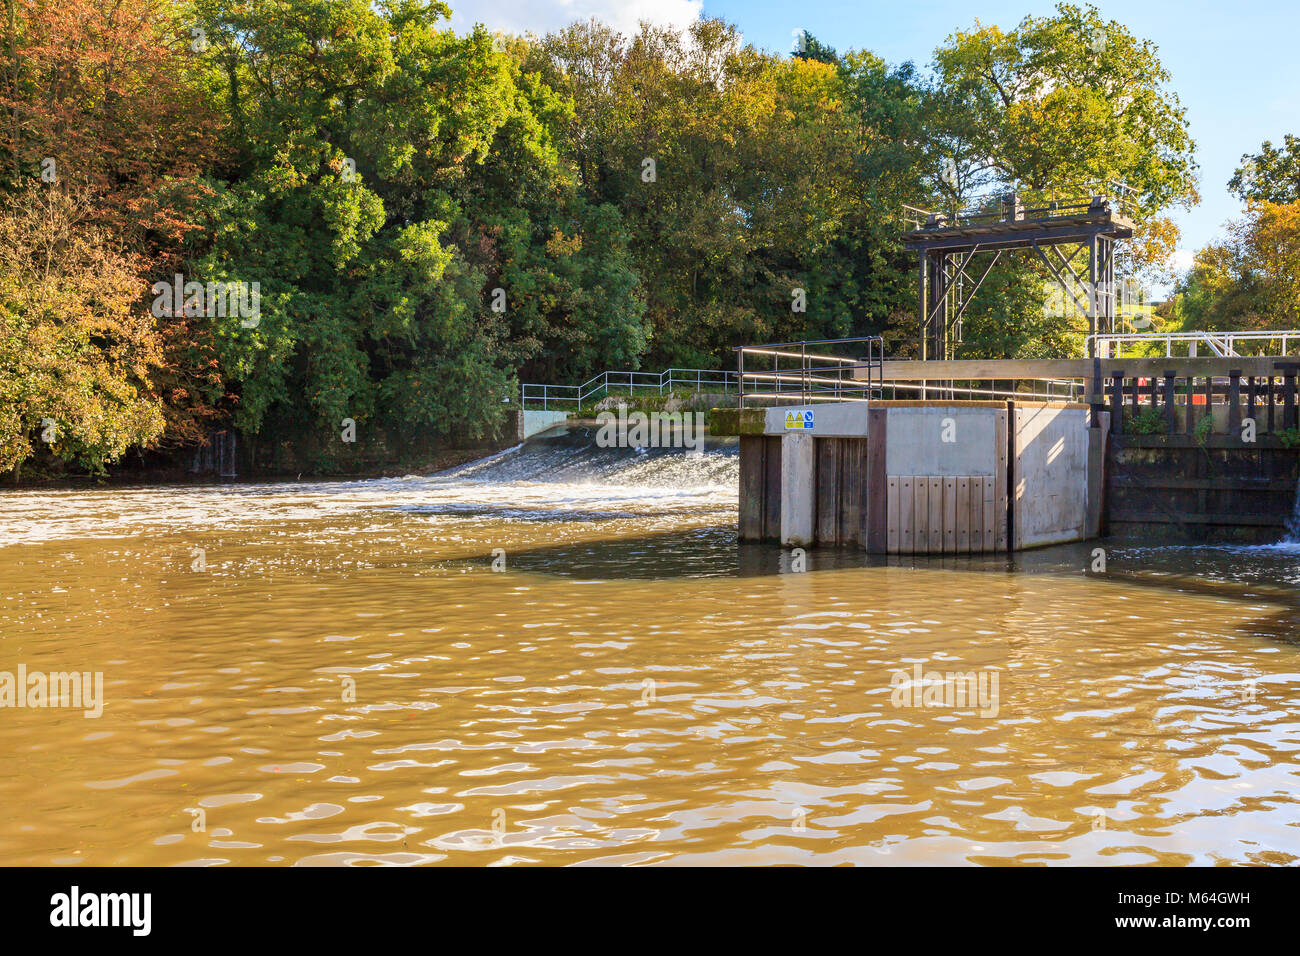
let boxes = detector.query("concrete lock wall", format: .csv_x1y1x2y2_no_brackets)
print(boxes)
1012,404,1090,549
734,400,1095,553
881,405,1007,554
885,406,1000,477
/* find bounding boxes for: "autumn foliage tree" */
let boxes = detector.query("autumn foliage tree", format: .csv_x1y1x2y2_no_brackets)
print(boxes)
0,0,1221,478
0,0,228,459
1169,200,1300,333
0,185,166,474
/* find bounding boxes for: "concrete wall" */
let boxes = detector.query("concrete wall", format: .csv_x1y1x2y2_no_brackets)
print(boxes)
520,410,569,440
884,406,1001,477
1013,405,1090,548
762,403,868,437
780,432,815,547
735,399,1095,552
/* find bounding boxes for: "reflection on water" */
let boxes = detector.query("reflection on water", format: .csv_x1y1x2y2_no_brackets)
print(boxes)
1,437,1298,866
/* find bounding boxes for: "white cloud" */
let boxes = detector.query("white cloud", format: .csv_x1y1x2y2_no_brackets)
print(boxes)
447,0,704,38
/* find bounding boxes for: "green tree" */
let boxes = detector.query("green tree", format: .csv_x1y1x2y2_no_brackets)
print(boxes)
540,19,926,368
932,2,1198,284
1230,134,1300,204
922,2,1199,358
190,0,642,445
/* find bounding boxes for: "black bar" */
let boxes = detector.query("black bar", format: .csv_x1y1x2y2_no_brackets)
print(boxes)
1164,371,1176,432
1110,371,1124,434
1229,370,1242,435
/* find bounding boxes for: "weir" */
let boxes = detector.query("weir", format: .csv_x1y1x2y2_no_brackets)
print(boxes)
714,344,1300,550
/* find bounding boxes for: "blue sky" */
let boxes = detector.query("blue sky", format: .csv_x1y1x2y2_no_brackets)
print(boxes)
452,0,1300,281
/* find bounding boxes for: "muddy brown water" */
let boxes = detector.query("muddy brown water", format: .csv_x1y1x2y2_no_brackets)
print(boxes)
1,431,1297,865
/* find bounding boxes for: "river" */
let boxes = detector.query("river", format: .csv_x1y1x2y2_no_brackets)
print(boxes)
1,426,1298,865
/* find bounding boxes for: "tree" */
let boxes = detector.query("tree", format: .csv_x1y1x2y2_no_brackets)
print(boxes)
540,19,926,368
792,31,838,66
1236,201,1300,325
0,0,223,243
931,2,1198,285
1229,134,1300,204
1167,200,1300,332
459,35,646,385
0,0,230,450
0,185,166,474
189,0,639,444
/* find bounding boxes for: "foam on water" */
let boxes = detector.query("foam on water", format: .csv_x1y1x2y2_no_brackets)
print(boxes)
0,426,740,548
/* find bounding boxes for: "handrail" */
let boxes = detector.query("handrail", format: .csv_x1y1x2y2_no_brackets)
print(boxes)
1090,330,1300,359
522,345,1092,412
519,367,740,410
903,182,1136,232
736,336,885,409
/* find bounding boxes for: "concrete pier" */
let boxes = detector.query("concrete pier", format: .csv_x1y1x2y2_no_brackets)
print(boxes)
715,399,1097,552
779,433,815,547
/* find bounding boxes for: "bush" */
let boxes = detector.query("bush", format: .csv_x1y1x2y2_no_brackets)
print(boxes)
1125,407,1168,435
1276,426,1300,448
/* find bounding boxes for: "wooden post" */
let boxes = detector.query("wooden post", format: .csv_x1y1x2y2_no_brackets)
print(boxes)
1228,370,1242,436
1090,357,1103,429
1110,371,1124,434
1247,376,1257,426
1268,375,1276,433
738,435,765,541
764,435,782,540
841,438,867,548
815,438,840,546
1005,400,1016,550
1286,370,1297,430
1164,371,1176,433
865,408,887,553
1202,376,1213,433
1185,377,1197,434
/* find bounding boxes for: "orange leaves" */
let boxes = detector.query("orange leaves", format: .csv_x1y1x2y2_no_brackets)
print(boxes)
1,0,227,250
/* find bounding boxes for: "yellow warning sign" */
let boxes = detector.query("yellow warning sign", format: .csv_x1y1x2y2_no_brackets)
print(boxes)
784,410,814,430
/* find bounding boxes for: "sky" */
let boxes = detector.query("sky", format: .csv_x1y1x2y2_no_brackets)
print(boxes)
447,0,1300,287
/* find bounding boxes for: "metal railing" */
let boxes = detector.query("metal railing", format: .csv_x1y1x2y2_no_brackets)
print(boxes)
737,337,884,409
902,181,1138,232
524,343,1090,413
736,336,1088,406
1089,330,1300,359
881,378,1085,402
520,368,740,410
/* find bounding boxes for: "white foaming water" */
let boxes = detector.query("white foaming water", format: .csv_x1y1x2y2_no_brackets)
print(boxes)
1285,478,1300,544
0,432,739,548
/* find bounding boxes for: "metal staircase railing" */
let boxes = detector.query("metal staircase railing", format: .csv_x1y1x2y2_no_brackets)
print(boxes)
520,368,740,411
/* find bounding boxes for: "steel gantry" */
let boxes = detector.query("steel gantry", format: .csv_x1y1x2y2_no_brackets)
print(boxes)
902,189,1135,360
